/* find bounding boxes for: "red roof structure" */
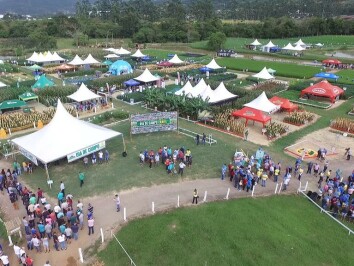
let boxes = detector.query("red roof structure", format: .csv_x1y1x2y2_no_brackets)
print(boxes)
300,80,344,103
232,107,271,126
269,96,298,112
322,59,342,65
157,61,173,68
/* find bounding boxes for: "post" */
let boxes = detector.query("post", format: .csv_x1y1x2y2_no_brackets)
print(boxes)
33,122,36,128
94,106,97,113
152,202,155,214
8,128,11,135
225,188,230,200
177,195,180,207
278,182,283,194
274,183,278,194
304,181,308,191
203,191,207,202
8,235,13,246
123,207,127,221
18,230,22,239
76,111,79,118
79,248,84,263
251,186,255,197
100,228,104,243
111,102,114,108
298,182,302,192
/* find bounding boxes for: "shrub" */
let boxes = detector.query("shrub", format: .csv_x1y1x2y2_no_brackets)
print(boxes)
283,111,315,125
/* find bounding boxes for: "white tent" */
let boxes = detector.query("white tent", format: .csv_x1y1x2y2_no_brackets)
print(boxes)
315,43,324,47
168,54,184,64
262,41,276,52
115,47,131,55
51,52,65,62
175,81,194,96
200,85,214,101
0,81,7,88
68,55,85,66
134,68,159,83
244,91,280,113
83,54,100,65
250,39,262,46
282,43,295,50
105,54,120,59
188,78,208,98
11,99,121,165
294,39,306,46
209,82,237,104
103,48,116,52
293,43,306,51
252,67,275,80
205,59,222,70
131,49,146,58
67,83,101,102
267,68,276,74
27,52,39,62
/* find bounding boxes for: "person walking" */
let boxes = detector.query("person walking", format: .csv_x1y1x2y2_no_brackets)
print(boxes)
202,133,206,145
192,189,198,204
60,181,65,196
298,166,304,181
98,150,103,163
71,223,79,240
0,253,9,266
244,128,249,141
114,194,120,212
88,217,94,235
195,134,200,145
79,172,85,187
53,232,59,251
42,236,50,253
345,147,351,160
221,164,227,180
306,162,313,174
178,161,186,177
58,233,67,250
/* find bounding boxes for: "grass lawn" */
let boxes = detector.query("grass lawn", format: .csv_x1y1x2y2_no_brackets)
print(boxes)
336,69,354,86
216,57,321,79
97,195,354,266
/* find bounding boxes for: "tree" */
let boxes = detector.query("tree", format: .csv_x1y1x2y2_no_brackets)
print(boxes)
76,0,92,18
207,32,226,51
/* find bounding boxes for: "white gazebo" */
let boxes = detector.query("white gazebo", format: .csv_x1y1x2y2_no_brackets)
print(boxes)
67,83,101,102
68,55,85,66
252,67,275,80
262,41,276,52
83,54,100,65
188,78,208,98
168,54,184,64
115,47,131,55
105,54,120,59
131,49,146,58
250,39,262,46
208,82,238,104
134,68,159,83
282,43,295,51
294,39,306,47
175,81,194,96
293,43,306,51
26,52,39,63
244,91,280,113
205,59,222,70
11,99,124,179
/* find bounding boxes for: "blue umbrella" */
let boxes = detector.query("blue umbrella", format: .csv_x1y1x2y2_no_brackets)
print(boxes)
124,79,140,86
314,72,339,80
199,66,213,73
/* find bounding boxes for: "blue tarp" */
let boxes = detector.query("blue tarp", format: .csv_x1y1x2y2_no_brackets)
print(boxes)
141,56,151,61
124,79,140,86
199,67,213,73
314,72,339,80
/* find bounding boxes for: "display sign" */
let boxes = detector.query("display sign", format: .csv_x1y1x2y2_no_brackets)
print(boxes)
18,147,38,166
67,141,106,163
130,112,178,135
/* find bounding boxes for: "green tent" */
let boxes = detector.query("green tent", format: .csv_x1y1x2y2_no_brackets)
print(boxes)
103,60,113,66
0,99,27,110
28,64,42,71
19,91,38,102
31,75,55,89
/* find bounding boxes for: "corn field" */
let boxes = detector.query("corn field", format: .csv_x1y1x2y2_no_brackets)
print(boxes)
214,110,245,135
265,122,288,139
283,111,315,125
330,118,354,133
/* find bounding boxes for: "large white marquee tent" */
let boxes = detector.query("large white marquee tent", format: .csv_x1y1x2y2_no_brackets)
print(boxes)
131,49,146,58
68,55,85,66
244,91,280,113
252,67,275,80
205,59,222,70
134,68,159,83
168,54,184,64
67,83,101,102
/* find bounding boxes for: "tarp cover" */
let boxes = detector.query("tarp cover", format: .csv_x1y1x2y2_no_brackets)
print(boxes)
67,83,101,102
314,72,339,80
300,80,344,103
208,82,238,104
250,39,262,46
244,91,280,113
232,107,271,126
124,79,140,86
12,99,121,164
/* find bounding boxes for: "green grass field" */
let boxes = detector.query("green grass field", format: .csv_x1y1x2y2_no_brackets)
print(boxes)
97,195,354,266
216,57,320,79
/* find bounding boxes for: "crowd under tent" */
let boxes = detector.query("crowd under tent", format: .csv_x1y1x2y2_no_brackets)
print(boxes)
11,99,124,180
68,55,85,66
232,107,271,127
57,64,76,72
31,75,55,89
244,91,280,113
0,81,7,88
134,68,159,83
168,54,184,64
252,67,275,80
262,41,276,52
109,60,133,76
322,59,342,66
269,96,298,112
67,83,101,102
83,54,100,65
205,58,222,70
314,72,339,80
19,92,39,102
300,80,344,103
175,81,194,96
131,49,146,58
104,54,119,59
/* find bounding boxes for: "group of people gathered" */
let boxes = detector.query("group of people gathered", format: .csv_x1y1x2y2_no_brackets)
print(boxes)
139,146,193,176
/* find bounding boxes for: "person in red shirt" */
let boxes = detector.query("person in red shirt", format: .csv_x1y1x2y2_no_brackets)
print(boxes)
37,188,43,204
25,255,34,266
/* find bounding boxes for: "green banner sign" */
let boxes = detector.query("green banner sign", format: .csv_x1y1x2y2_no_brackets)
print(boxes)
67,141,105,163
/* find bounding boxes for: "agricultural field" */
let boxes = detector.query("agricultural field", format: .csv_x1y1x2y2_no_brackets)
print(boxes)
216,57,321,79
98,195,354,266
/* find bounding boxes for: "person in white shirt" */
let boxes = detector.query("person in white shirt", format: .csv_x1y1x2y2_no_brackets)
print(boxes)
0,254,9,266
77,200,83,211
60,181,65,196
58,234,67,250
114,194,120,212
178,161,186,176
53,205,61,214
32,235,41,252
13,243,21,261
98,150,103,163
44,260,51,266
88,217,94,235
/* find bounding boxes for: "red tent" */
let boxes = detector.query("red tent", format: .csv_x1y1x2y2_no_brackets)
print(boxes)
300,80,344,103
232,107,271,126
270,96,298,112
157,61,173,67
322,59,342,65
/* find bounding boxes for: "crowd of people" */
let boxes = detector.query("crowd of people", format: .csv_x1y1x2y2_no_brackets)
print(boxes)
73,97,108,113
139,146,192,176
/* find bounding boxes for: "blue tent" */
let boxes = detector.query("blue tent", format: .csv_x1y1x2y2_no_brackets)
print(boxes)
109,60,133,76
314,72,339,80
141,56,151,61
199,66,213,73
124,79,140,86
